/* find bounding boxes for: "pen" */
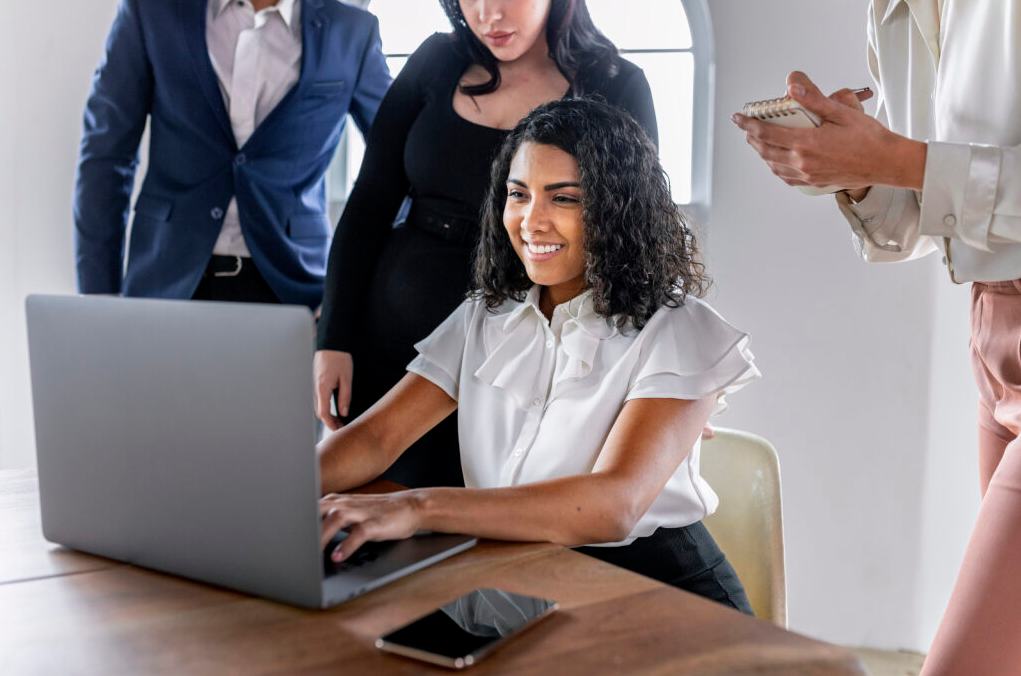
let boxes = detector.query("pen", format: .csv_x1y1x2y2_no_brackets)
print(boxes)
850,86,873,100
783,87,871,97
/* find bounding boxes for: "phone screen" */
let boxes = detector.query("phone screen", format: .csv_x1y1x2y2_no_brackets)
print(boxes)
376,588,558,668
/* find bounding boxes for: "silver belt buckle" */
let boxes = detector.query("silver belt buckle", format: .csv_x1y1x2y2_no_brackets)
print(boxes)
213,255,243,278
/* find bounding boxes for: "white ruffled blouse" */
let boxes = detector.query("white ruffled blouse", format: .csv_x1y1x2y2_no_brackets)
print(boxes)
407,286,760,546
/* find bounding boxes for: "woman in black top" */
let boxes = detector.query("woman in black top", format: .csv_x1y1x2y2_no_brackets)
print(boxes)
315,0,658,488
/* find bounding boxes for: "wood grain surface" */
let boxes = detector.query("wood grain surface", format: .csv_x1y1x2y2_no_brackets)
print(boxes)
0,468,119,585
1,469,867,676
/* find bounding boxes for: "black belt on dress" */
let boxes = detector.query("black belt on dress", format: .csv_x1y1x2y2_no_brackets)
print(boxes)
404,203,479,246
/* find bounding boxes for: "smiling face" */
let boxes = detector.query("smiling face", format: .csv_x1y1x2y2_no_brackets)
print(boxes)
458,0,552,63
503,142,587,310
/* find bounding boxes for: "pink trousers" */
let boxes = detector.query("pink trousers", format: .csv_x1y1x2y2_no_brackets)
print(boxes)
921,281,1021,676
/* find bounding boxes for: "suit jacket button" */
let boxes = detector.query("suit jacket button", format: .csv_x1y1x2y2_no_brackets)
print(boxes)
211,207,224,220
234,153,246,166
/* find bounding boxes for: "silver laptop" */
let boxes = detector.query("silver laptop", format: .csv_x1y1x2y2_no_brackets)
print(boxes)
25,294,476,609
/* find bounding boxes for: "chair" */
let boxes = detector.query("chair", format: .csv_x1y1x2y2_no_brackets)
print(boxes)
699,427,787,627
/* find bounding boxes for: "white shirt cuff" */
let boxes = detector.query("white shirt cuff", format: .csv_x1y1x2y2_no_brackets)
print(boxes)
842,184,894,236
920,141,1001,252
837,185,912,252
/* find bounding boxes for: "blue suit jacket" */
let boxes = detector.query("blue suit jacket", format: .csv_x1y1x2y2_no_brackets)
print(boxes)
74,0,391,307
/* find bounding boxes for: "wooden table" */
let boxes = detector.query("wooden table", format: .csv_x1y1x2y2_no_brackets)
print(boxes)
0,469,867,675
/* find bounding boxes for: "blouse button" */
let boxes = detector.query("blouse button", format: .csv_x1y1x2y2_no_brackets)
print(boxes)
513,448,524,458
545,340,553,349
532,398,542,407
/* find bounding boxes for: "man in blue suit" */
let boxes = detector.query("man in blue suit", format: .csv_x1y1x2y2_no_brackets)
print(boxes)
74,0,391,307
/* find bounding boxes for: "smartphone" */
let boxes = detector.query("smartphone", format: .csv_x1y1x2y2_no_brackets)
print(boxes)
375,588,558,669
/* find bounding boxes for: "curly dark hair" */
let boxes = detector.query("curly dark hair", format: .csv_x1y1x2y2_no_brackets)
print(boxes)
472,98,709,330
438,0,619,97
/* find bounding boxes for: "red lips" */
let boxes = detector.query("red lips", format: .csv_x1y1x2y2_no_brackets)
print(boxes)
483,31,514,46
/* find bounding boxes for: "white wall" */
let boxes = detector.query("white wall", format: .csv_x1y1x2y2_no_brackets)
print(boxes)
0,1,123,471
707,0,979,652
0,11,16,468
916,273,980,645
0,0,980,655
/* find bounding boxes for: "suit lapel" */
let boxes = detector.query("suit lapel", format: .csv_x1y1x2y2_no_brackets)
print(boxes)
245,0,329,149
297,0,328,99
179,0,236,149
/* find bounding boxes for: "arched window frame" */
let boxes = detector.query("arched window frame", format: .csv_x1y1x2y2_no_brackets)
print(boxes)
677,0,714,219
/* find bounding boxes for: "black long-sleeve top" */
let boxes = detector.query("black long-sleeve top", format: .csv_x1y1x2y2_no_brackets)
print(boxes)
317,32,658,353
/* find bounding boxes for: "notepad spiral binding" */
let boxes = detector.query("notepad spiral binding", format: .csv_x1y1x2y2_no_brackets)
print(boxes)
742,95,799,119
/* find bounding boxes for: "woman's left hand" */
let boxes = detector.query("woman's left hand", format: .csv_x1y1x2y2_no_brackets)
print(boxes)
319,491,424,562
732,71,925,192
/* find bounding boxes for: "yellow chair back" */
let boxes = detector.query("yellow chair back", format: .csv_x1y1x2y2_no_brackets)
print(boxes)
700,428,787,626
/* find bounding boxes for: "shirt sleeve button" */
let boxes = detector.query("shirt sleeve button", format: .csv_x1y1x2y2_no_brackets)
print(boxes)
943,214,957,227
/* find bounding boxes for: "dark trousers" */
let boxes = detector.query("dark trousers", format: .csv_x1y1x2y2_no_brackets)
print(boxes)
575,521,754,615
191,256,280,304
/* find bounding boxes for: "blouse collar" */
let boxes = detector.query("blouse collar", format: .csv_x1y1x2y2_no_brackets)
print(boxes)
500,286,618,339
474,286,620,408
880,0,941,63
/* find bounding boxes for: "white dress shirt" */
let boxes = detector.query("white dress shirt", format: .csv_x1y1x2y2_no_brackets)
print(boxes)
407,287,760,546
206,0,302,258
837,0,1021,283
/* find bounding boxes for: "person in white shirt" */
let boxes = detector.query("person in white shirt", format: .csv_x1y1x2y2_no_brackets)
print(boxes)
316,98,759,612
733,1,1021,673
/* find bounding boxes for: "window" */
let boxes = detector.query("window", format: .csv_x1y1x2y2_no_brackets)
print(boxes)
325,1,449,220
327,0,714,220
587,0,714,209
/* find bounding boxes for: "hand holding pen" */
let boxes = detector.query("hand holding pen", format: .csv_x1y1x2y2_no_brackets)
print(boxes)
732,71,927,197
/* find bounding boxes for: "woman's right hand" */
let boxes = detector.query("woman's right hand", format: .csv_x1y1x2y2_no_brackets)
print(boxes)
732,71,926,194
314,350,353,431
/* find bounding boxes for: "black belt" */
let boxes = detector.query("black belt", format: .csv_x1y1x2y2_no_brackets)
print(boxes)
204,255,250,278
404,203,479,245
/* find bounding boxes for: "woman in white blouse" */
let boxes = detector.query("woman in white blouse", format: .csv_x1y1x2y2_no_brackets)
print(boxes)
734,2,1021,673
317,98,758,611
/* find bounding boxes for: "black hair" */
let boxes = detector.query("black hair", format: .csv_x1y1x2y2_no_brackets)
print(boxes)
438,0,619,96
472,98,709,330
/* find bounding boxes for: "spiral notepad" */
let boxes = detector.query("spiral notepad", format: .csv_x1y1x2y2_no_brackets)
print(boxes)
741,95,837,194
742,95,823,129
